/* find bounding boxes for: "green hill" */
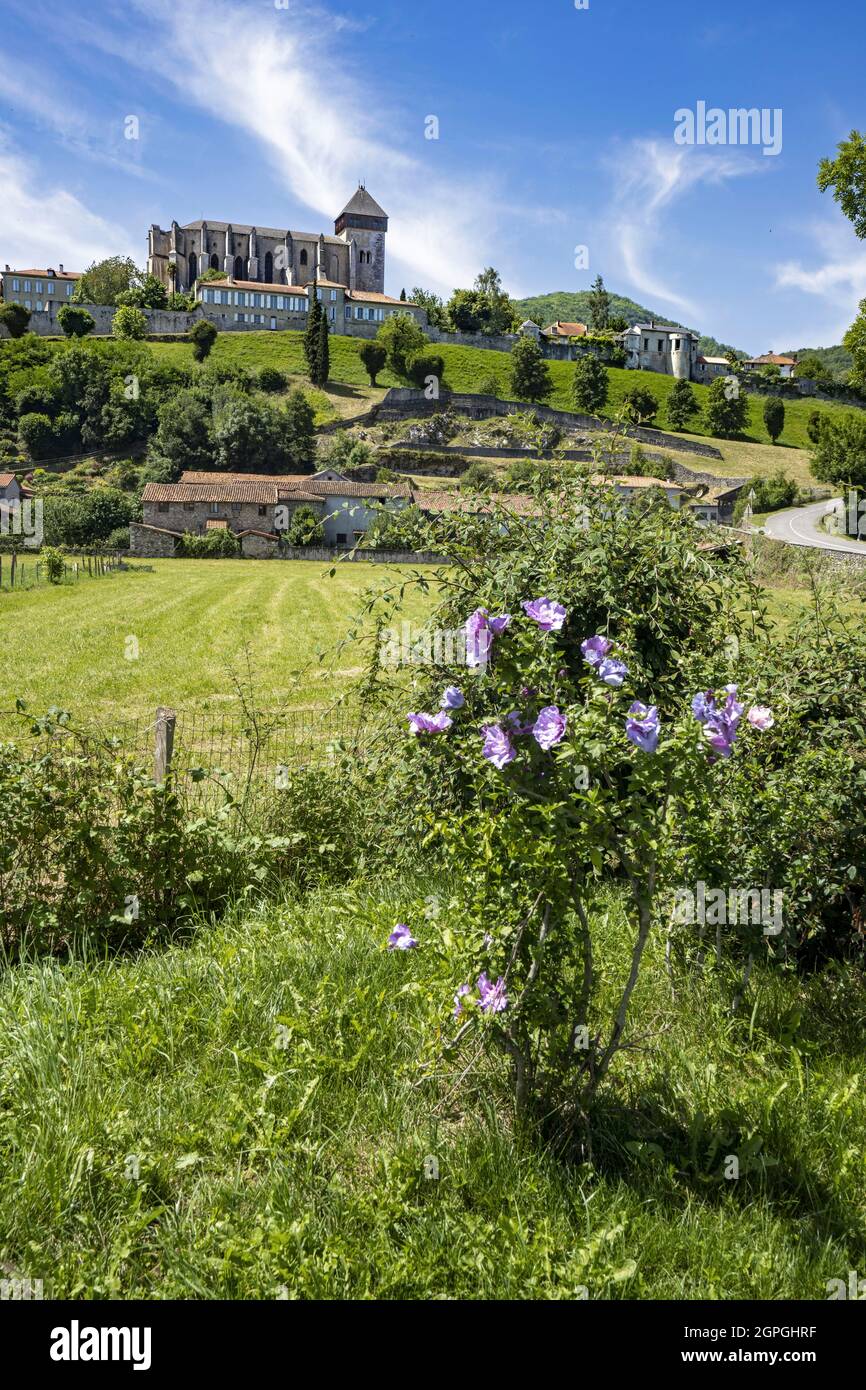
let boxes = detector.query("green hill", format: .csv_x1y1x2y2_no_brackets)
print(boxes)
512,290,749,360
782,344,853,382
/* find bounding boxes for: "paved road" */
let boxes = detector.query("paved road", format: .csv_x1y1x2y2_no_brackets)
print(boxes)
760,498,866,553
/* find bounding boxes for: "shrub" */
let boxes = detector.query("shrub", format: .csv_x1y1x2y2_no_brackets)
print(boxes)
57,305,96,339
17,412,56,459
810,409,866,489
41,547,66,584
377,314,429,381
0,304,32,338
284,504,325,547
666,378,699,431
571,356,608,414
111,306,147,340
178,528,241,558
359,341,387,387
190,319,218,362
458,461,494,492
621,385,659,426
407,351,446,392
257,366,287,393
509,336,552,403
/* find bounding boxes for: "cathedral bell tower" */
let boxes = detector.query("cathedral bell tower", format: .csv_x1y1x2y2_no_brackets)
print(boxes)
335,185,388,294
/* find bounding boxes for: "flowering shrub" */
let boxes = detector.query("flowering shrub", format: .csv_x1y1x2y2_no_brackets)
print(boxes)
356,476,866,1128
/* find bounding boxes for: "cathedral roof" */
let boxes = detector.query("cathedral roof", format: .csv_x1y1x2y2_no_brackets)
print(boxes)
336,187,388,220
181,221,345,246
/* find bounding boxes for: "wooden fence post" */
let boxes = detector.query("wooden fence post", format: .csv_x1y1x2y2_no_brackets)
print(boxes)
154,707,177,785
10,553,16,588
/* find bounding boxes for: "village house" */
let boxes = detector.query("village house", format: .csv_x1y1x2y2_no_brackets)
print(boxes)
0,473,23,503
0,265,81,329
593,475,689,509
618,322,700,380
133,470,410,557
542,321,588,340
687,483,744,525
743,352,797,378
194,277,427,335
693,354,732,382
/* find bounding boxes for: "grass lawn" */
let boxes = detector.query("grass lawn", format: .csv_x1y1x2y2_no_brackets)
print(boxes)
1,876,863,1298
0,558,431,722
142,330,854,464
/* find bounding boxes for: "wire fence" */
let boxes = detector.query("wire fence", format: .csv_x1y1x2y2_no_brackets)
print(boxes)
2,703,381,810
0,551,124,593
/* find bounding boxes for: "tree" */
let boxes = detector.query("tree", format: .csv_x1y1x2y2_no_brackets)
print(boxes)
794,353,830,382
843,300,866,387
112,305,147,340
622,385,659,426
763,396,785,444
0,303,31,338
285,504,325,547
406,351,445,391
57,305,95,338
588,274,611,331
807,408,824,444
17,412,56,459
304,279,323,382
212,396,290,473
145,389,215,482
509,336,552,404
810,410,866,489
359,341,387,386
74,256,140,307
703,375,750,438
459,461,494,492
400,289,407,302
446,269,516,337
257,367,287,393
571,355,609,414
314,313,330,387
409,287,448,329
190,319,218,362
283,387,316,472
818,130,866,240
666,378,699,431
377,313,428,380
116,274,168,310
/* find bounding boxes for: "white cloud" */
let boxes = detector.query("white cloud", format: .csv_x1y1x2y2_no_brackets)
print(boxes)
776,219,866,300
0,134,134,270
603,139,764,317
65,0,500,296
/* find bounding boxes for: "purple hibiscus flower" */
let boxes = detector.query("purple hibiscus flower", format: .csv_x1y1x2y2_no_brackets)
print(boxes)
625,701,660,754
477,973,508,1014
506,710,535,736
453,983,471,1019
481,723,516,769
597,657,628,687
693,685,743,758
408,711,453,735
464,608,511,667
522,598,567,633
532,705,567,750
581,635,613,669
441,685,465,710
747,705,774,731
388,923,418,950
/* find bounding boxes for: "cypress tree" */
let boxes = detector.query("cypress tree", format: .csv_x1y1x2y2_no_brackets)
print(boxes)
316,312,330,387
304,277,322,381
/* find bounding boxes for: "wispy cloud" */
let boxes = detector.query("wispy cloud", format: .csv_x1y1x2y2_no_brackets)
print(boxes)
0,132,134,270
60,0,501,295
602,139,765,317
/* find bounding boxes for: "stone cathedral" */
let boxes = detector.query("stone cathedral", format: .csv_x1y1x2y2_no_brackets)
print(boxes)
147,186,387,294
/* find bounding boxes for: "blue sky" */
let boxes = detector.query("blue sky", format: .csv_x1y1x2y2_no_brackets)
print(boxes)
0,0,864,352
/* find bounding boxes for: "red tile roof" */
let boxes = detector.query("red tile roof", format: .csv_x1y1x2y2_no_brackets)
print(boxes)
543,321,587,337
3,268,80,281
744,353,797,366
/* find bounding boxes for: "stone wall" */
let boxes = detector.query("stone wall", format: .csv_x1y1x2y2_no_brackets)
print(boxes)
372,390,725,459
129,523,179,557
276,546,446,564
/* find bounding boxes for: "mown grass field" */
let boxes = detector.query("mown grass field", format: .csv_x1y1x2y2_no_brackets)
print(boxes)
1,877,863,1298
0,558,430,721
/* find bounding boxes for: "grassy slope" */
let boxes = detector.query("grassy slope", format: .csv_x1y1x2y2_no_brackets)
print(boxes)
1,877,863,1299
0,558,429,719
146,331,845,478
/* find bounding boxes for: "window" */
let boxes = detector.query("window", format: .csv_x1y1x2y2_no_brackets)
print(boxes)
270,317,277,330
24,300,31,310
24,280,30,292
300,249,308,267
643,338,648,351
336,533,347,545
47,283,54,295
657,339,663,352
36,301,43,312
12,278,19,291
183,502,195,512
158,502,170,513
330,289,337,301
329,307,335,322
36,282,43,293
254,293,261,308
674,338,680,350
210,502,220,514
66,284,73,297
258,506,267,517
231,503,241,515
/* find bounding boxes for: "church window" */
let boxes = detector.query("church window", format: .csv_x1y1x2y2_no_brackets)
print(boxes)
188,252,197,284
300,249,308,266
234,256,244,279
210,254,219,270
264,251,273,283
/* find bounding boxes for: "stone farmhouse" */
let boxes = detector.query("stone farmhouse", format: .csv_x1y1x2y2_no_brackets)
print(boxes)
743,352,797,378
134,469,411,557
